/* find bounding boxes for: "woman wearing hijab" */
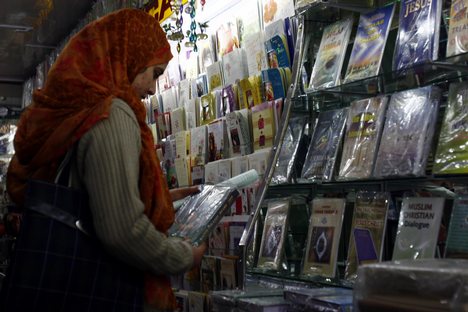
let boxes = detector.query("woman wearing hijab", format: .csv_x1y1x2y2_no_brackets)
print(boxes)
1,8,205,311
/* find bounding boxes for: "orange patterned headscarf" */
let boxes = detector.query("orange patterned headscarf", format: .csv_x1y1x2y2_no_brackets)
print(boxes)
7,8,177,310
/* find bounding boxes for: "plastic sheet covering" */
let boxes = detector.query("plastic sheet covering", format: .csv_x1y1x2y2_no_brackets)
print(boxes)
210,285,284,312
354,259,468,312
168,170,258,246
271,116,307,184
302,108,347,182
433,81,468,174
21,78,34,109
284,287,353,312
237,296,290,312
338,96,388,180
373,86,441,178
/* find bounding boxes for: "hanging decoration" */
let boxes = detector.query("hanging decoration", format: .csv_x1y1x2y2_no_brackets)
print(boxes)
162,0,208,53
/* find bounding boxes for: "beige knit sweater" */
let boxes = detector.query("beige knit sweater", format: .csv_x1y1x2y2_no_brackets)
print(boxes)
73,98,193,276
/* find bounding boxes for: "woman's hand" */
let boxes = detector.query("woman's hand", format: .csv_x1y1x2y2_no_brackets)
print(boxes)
170,185,200,202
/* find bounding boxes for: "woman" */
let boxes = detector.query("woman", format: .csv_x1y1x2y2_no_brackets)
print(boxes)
2,8,205,311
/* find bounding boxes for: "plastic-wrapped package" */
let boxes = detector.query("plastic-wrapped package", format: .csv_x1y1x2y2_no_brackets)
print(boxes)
354,259,468,312
168,169,258,246
344,191,390,281
301,108,347,182
392,197,445,260
445,194,468,258
433,81,468,174
308,18,353,90
373,86,441,178
21,78,34,109
393,0,442,71
271,116,307,184
257,198,291,271
338,96,388,180
446,0,468,57
284,287,353,312
35,62,46,89
237,296,290,312
210,286,284,312
302,198,346,278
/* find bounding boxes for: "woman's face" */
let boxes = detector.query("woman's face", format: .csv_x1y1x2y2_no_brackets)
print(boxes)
131,63,167,99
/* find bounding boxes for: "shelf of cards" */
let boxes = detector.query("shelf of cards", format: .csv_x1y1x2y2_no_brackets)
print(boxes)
293,52,468,109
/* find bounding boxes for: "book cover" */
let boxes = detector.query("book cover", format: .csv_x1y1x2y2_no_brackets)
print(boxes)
308,18,354,90
392,197,445,260
447,0,468,57
251,101,276,151
227,215,250,252
344,4,395,83
374,86,441,178
271,116,307,184
216,19,240,59
433,81,468,174
168,184,240,246
257,198,290,270
207,118,228,162
338,96,388,180
199,93,217,126
206,61,224,92
393,0,442,71
302,198,346,278
226,109,252,156
200,255,219,293
345,191,389,280
445,195,468,258
302,108,348,182
222,49,248,86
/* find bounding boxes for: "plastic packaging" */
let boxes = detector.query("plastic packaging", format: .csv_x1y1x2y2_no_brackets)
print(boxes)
338,96,388,180
354,259,468,311
373,86,441,178
284,287,353,312
257,198,291,271
308,18,353,90
344,191,390,281
271,116,307,184
302,108,347,182
433,81,468,174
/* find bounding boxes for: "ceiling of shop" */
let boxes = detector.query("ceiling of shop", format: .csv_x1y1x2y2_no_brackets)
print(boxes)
0,0,95,107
